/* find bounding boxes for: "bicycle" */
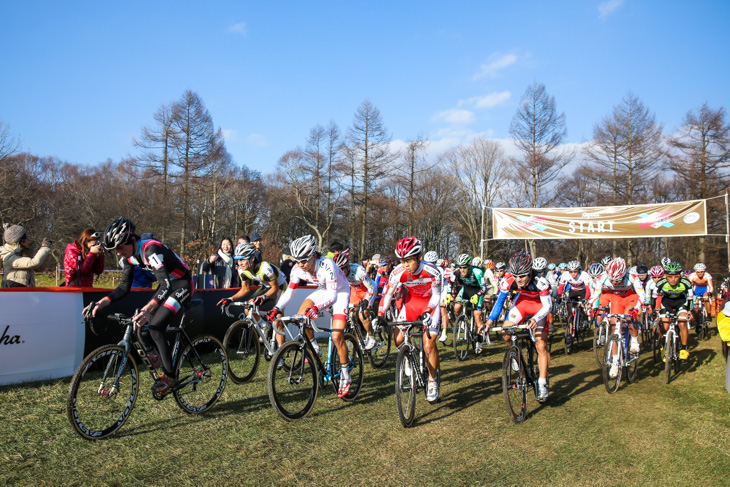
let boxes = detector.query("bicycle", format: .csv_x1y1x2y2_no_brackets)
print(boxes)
599,310,639,393
389,320,436,427
453,299,477,361
661,311,683,384
641,307,655,347
267,314,363,421
694,298,711,341
490,323,540,423
67,299,228,440
592,310,610,368
564,299,589,355
221,301,297,384
346,301,392,369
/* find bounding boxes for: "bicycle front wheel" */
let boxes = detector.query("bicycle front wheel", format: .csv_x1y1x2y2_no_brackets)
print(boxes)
664,331,674,384
268,341,318,421
602,336,622,394
593,322,606,367
173,335,228,414
395,347,417,427
330,333,364,401
223,320,261,384
453,315,470,361
502,346,527,423
67,345,139,440
368,323,392,369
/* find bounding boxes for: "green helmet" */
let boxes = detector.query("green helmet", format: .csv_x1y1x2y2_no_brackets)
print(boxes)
456,254,472,266
665,261,682,275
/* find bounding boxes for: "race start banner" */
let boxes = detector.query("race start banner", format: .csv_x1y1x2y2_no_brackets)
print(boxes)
492,199,708,240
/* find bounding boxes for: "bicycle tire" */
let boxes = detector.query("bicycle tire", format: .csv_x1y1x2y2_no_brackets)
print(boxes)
223,320,261,384
368,323,392,369
502,346,527,423
652,328,661,363
664,331,674,384
67,344,139,440
173,335,227,414
268,341,318,421
602,335,622,393
626,349,638,384
593,322,606,367
453,315,470,361
329,333,364,401
565,313,574,355
395,347,417,427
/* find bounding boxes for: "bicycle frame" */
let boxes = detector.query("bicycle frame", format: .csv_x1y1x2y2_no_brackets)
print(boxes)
274,315,339,387
492,324,538,388
225,302,297,357
391,320,429,393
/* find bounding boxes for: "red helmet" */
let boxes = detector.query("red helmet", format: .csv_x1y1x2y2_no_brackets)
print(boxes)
649,265,664,279
606,257,627,280
332,248,350,269
395,237,422,259
508,251,533,277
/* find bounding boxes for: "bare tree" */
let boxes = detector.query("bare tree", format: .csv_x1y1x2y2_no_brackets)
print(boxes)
0,121,20,163
396,134,430,234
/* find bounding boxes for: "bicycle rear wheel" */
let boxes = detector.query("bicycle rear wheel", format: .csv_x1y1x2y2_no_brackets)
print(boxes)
664,332,674,384
268,341,318,421
565,314,575,355
502,346,527,423
223,320,261,384
67,345,139,440
453,315,470,361
330,333,364,401
626,350,638,383
593,322,607,367
395,347,417,427
173,335,227,414
602,336,622,393
368,324,392,369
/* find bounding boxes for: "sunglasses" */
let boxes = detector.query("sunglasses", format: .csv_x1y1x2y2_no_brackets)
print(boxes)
294,256,312,264
459,266,469,270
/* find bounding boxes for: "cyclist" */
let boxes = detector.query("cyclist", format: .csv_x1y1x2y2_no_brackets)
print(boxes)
423,251,450,344
546,262,560,301
591,257,645,379
689,263,714,327
266,235,353,398
216,242,287,317
375,237,442,402
600,255,613,267
558,260,592,345
334,247,378,351
485,251,552,402
84,216,192,395
451,254,490,354
652,262,693,361
587,262,604,309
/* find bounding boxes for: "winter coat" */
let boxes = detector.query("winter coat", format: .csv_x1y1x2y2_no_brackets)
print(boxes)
201,250,239,289
0,243,52,287
64,242,105,287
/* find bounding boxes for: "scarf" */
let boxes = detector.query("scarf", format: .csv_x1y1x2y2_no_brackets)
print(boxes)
218,249,233,288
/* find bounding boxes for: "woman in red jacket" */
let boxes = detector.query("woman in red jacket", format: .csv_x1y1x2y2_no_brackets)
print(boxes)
64,228,105,287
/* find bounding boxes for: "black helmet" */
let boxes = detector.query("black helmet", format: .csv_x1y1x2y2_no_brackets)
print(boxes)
636,264,649,275
508,251,533,277
103,216,136,250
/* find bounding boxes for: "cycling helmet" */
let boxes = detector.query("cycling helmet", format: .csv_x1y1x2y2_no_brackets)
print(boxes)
558,262,568,271
661,257,671,268
395,236,422,259
600,255,613,266
332,248,350,269
290,235,318,260
234,242,257,260
588,262,604,278
664,261,682,275
484,259,495,271
456,254,472,266
683,269,692,277
606,257,627,280
629,266,637,277
103,216,135,250
636,265,649,275
547,263,556,271
495,261,506,271
379,255,393,265
436,258,445,267
472,257,482,268
533,257,548,272
508,251,533,277
693,262,706,271
649,265,664,278
424,251,438,263
567,260,581,271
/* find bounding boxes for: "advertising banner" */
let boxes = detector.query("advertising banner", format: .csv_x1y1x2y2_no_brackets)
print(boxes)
492,199,707,240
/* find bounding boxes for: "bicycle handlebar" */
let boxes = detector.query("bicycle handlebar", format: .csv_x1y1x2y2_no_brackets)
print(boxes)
489,324,537,343
223,301,260,318
273,315,330,335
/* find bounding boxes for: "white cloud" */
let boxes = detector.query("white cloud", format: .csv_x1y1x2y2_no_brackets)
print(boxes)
460,91,511,109
598,0,624,19
472,53,517,80
246,133,268,147
432,108,475,125
222,129,237,142
228,22,247,35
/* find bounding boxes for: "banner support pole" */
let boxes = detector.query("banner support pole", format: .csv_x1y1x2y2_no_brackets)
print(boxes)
725,189,730,273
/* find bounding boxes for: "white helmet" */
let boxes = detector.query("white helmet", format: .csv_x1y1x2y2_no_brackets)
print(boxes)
424,251,438,263
290,235,318,260
472,257,483,268
532,257,548,272
661,257,671,268
567,260,581,271
693,262,706,271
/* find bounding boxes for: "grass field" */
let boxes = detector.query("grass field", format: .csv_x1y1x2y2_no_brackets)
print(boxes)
2,322,729,487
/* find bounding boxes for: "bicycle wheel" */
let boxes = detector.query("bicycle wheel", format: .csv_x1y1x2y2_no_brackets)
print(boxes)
602,336,622,393
565,314,574,355
223,320,261,384
593,322,606,367
652,328,661,363
67,345,139,440
268,341,318,421
173,335,227,414
626,348,638,384
453,315,470,361
664,332,674,384
395,347,417,427
502,346,527,423
368,323,392,369
330,333,364,401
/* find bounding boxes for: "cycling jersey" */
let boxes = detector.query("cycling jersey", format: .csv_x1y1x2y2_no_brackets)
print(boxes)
689,271,714,296
558,270,592,295
592,274,645,314
345,263,376,304
488,273,552,330
451,266,488,294
378,261,442,331
652,276,693,315
275,256,350,320
238,261,287,296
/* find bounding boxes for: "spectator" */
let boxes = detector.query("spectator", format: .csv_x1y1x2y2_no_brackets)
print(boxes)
201,237,239,289
280,246,295,283
251,233,263,261
0,224,52,288
64,228,105,287
237,235,250,246
327,240,346,259
367,253,381,279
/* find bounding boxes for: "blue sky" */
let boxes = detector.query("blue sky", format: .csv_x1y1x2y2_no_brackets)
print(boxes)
2,1,729,175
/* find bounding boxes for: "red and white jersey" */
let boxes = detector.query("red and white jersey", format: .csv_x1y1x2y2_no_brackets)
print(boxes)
558,270,592,293
378,262,442,317
591,274,645,310
276,256,349,311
